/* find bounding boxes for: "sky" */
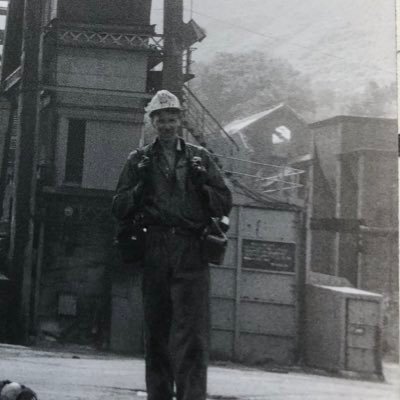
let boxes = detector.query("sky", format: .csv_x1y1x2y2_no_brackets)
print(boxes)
151,0,397,87
0,0,396,85
0,1,6,29
0,0,395,108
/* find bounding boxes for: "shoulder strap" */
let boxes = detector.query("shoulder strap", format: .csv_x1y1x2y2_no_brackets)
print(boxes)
185,143,202,161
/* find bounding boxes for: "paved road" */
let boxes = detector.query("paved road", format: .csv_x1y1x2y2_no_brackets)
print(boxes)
0,344,399,400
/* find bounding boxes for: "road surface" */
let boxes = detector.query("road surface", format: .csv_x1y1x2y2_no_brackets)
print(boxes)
0,344,398,400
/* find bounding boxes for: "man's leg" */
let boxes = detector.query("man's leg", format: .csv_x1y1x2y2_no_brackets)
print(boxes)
143,233,174,400
170,236,210,400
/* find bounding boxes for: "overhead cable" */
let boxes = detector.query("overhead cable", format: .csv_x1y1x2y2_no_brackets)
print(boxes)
191,10,394,74
151,7,394,74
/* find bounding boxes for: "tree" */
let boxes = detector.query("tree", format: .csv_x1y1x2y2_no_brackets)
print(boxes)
346,81,397,118
191,51,316,124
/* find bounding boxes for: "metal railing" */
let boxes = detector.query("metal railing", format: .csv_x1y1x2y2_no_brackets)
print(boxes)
46,25,164,52
181,86,304,196
182,85,238,149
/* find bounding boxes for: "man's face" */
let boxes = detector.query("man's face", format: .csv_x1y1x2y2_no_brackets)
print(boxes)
152,109,182,140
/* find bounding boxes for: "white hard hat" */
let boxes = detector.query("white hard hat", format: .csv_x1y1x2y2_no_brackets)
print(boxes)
1,382,22,400
146,90,182,117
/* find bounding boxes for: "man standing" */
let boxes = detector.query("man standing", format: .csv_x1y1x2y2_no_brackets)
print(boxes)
112,90,232,400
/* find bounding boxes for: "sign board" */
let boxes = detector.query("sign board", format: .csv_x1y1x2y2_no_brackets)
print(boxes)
242,239,295,272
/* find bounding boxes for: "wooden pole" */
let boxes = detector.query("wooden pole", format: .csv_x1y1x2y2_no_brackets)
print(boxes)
162,0,184,98
8,0,42,343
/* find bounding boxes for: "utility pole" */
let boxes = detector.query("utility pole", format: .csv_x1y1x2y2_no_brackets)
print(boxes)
162,0,184,98
8,0,42,343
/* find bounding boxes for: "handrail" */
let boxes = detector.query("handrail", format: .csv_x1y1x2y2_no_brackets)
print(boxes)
183,85,239,149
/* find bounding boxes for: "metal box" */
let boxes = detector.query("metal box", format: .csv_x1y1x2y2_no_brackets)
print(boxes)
305,284,383,377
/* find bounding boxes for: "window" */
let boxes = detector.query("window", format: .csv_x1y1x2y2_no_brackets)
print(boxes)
65,119,86,184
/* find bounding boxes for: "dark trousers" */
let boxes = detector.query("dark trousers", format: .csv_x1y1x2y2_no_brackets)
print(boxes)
142,230,210,400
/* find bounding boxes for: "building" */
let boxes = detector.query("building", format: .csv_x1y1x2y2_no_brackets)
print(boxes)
0,0,204,344
309,116,398,356
208,103,312,205
212,105,398,361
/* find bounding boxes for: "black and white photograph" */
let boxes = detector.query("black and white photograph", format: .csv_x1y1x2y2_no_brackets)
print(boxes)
0,1,398,399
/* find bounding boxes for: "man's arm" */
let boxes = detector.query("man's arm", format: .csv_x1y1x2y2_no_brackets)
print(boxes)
195,148,233,218
111,151,145,220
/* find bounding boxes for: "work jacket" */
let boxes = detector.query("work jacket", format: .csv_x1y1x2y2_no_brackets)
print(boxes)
112,137,232,233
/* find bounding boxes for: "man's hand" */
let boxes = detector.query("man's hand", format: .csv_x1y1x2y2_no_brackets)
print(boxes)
136,155,151,182
190,156,208,187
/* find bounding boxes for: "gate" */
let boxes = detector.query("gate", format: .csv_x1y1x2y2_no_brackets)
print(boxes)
210,205,304,365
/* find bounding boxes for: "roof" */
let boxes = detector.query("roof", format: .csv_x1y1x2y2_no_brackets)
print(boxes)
224,103,285,134
310,115,397,129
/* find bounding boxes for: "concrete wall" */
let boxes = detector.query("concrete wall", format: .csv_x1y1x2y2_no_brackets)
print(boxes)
305,285,344,370
309,117,399,357
361,151,397,227
339,155,359,220
361,232,398,355
341,118,397,153
54,47,148,94
309,154,336,275
339,148,398,354
312,121,342,193
110,271,144,354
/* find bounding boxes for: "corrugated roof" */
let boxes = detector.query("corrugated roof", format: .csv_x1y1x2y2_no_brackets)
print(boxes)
224,103,285,134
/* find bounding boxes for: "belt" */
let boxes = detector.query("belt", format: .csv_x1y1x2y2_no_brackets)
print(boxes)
146,225,202,237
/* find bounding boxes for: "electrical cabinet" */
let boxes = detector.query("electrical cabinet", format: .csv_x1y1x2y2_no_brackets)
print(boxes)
305,284,383,377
